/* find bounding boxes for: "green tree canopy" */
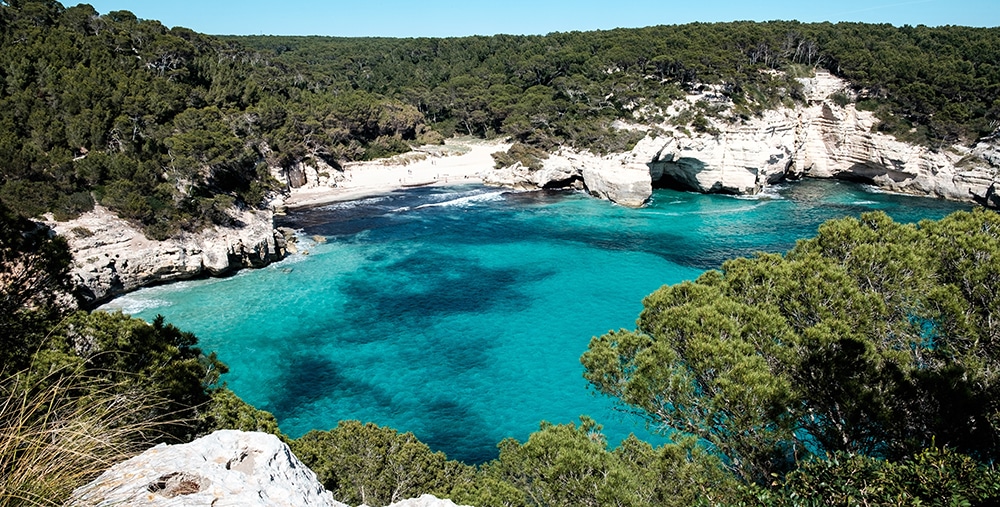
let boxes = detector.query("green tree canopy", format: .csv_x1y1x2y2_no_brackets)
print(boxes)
582,209,1000,483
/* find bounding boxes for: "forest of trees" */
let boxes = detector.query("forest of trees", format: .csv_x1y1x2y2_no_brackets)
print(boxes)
232,21,1000,150
3,1,1000,505
2,1,999,238
0,0,427,238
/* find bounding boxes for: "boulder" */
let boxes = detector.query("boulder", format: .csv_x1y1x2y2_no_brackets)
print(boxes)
480,161,582,191
582,162,652,207
482,149,652,207
69,431,474,507
68,430,347,507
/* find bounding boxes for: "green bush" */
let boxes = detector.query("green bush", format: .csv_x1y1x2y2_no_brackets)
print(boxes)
491,143,549,171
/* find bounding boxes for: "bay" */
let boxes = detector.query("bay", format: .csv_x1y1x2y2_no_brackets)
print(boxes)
101,179,970,463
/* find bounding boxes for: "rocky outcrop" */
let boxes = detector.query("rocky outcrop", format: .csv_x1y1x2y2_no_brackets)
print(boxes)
69,431,470,507
272,156,344,190
47,205,291,307
69,430,345,507
790,95,999,204
582,162,653,207
644,112,795,195
483,71,1000,207
481,149,655,207
481,160,582,192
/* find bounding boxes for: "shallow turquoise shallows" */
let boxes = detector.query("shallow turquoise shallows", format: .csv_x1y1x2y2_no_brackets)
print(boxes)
102,180,970,463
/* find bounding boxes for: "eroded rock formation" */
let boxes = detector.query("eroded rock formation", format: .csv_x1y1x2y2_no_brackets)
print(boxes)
483,71,1000,208
47,205,291,307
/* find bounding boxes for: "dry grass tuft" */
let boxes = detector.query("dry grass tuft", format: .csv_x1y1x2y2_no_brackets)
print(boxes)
0,369,169,506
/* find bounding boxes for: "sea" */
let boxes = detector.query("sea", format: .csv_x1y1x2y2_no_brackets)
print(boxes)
100,179,971,464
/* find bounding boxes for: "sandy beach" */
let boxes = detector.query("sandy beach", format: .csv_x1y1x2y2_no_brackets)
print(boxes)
279,138,510,210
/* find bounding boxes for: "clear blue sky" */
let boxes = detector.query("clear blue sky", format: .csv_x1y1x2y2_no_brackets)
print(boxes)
79,0,997,37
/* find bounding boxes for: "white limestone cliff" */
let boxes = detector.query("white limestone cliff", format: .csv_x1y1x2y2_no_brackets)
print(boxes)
482,70,1000,208
68,431,470,507
46,205,288,307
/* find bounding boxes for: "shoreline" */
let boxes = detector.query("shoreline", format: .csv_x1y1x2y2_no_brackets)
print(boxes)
278,138,510,210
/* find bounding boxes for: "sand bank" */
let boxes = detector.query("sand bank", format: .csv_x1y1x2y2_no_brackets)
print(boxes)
280,138,510,210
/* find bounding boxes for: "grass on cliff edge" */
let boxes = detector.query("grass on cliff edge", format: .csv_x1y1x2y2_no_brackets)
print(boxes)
0,369,170,506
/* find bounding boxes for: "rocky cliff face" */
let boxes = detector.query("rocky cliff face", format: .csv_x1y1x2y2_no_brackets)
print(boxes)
47,205,289,307
69,430,470,507
482,71,1000,208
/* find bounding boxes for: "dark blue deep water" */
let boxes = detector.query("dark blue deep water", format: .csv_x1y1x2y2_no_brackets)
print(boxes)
101,180,970,463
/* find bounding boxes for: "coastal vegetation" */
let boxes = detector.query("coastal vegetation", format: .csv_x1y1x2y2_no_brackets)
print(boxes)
2,1,1000,505
2,0,999,238
0,1,425,238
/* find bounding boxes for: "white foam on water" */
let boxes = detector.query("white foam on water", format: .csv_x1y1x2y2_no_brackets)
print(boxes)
316,194,391,211
101,296,172,315
416,190,507,209
734,184,788,200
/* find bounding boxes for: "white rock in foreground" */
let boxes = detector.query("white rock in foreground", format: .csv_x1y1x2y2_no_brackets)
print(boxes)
69,431,473,507
68,430,346,507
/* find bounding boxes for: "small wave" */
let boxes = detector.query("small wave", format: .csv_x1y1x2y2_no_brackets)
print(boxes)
700,203,765,215
852,200,878,205
415,191,507,209
99,295,172,315
316,195,391,211
860,184,886,194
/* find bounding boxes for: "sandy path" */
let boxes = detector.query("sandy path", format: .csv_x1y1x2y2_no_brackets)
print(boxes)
280,138,510,209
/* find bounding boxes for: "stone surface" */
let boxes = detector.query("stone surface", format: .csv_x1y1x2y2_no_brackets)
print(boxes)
68,430,347,507
582,161,653,207
481,149,653,207
483,70,999,208
646,110,795,195
47,205,286,307
69,431,473,507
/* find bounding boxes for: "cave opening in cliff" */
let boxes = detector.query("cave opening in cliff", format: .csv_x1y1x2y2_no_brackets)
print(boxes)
651,172,700,192
542,175,584,190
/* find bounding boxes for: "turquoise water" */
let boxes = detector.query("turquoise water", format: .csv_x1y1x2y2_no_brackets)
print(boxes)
102,180,970,463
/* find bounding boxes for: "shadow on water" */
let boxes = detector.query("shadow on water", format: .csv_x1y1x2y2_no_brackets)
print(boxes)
419,397,499,463
338,249,552,335
269,351,501,462
268,355,397,423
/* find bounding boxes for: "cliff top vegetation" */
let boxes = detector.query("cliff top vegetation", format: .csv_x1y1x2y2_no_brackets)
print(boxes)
1,0,999,237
